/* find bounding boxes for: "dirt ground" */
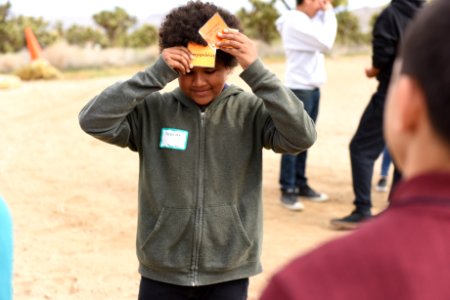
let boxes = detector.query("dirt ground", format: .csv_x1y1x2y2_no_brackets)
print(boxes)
0,54,390,299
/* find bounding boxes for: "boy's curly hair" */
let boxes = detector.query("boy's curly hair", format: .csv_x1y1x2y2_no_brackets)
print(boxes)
159,1,243,68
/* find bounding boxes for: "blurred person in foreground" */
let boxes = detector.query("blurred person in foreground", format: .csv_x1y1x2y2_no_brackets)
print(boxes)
260,0,450,298
0,195,13,300
331,0,424,229
276,0,337,211
78,1,316,299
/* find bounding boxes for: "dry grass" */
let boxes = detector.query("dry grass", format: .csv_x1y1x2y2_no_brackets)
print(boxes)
0,39,369,74
0,39,370,82
0,41,159,74
15,59,63,81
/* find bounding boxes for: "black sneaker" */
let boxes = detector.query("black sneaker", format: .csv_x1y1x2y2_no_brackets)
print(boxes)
330,210,372,230
375,176,388,193
280,189,304,211
298,184,329,202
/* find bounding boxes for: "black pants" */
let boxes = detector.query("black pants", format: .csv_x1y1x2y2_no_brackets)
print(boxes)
138,277,249,300
350,88,388,213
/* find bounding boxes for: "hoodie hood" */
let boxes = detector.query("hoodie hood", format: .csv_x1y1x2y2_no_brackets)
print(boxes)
391,0,425,18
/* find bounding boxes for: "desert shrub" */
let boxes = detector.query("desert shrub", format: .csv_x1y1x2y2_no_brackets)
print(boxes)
127,24,158,48
93,7,137,47
0,3,57,53
336,10,370,46
15,59,62,80
237,0,280,44
65,25,108,48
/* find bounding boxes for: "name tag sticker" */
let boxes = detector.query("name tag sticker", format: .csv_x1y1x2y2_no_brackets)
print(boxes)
160,128,189,151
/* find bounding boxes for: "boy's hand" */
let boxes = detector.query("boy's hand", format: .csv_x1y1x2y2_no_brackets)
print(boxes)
216,29,258,70
161,47,193,75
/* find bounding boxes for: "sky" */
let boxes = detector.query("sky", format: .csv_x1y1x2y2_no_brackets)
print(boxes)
3,0,391,26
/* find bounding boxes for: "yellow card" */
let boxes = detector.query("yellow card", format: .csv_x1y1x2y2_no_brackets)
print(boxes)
188,42,216,68
198,12,229,48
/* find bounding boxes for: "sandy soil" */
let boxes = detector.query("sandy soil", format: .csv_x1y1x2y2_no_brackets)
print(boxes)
0,54,390,299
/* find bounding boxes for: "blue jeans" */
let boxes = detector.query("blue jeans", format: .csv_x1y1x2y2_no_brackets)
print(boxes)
380,147,392,177
138,277,249,300
279,88,320,190
0,196,13,300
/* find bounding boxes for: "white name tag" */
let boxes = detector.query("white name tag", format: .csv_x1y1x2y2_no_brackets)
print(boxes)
160,128,189,151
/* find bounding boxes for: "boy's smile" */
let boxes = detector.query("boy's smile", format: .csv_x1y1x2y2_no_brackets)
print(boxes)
178,64,231,106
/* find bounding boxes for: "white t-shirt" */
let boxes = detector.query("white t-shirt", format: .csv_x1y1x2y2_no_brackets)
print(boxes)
276,9,337,90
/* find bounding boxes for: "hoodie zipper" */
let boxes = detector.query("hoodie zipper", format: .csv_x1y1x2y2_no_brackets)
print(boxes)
190,110,207,286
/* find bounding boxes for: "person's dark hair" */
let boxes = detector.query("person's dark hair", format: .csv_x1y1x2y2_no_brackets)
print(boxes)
159,1,242,68
296,0,304,5
400,0,450,145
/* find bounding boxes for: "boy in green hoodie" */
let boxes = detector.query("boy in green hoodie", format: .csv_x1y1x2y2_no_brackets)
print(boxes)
79,1,316,299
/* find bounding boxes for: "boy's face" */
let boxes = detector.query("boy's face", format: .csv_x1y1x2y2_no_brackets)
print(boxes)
178,64,231,106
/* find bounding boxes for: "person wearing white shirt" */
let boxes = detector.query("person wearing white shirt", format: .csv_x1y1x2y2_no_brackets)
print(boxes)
276,0,337,211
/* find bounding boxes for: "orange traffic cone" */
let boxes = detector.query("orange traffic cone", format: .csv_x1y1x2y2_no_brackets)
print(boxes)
24,27,42,61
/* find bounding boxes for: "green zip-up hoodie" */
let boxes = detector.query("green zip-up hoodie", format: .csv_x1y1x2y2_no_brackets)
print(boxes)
79,57,316,286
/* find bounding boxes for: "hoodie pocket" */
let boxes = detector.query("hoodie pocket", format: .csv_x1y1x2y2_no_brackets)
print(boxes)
200,205,253,270
139,207,194,270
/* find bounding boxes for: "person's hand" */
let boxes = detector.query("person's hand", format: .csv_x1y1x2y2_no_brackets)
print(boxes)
365,67,380,78
216,29,258,70
161,47,193,75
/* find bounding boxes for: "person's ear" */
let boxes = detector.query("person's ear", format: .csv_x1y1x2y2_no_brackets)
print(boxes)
396,76,426,135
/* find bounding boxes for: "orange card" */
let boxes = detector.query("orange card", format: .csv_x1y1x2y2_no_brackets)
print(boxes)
198,12,229,48
188,42,216,68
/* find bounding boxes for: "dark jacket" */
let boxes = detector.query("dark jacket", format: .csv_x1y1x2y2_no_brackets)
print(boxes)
79,57,316,286
372,0,424,91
